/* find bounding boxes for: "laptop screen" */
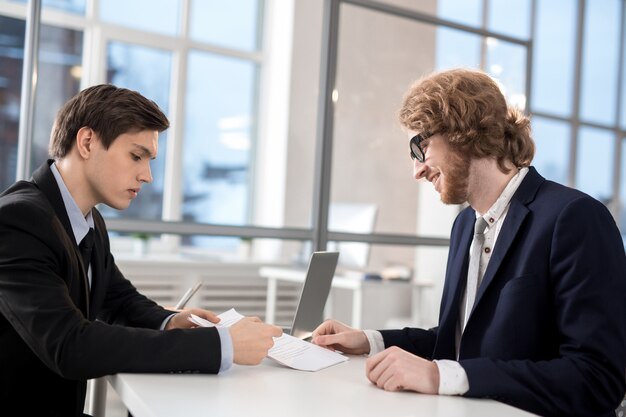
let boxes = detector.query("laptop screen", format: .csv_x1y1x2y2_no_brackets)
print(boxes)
290,251,339,340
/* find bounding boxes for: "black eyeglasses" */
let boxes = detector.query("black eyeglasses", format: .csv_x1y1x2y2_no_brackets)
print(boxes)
409,132,431,163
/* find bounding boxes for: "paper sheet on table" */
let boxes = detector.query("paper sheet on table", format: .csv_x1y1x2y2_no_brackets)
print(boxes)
189,309,348,372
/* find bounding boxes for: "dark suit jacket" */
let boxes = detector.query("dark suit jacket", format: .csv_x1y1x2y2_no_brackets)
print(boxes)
0,161,222,416
380,167,626,417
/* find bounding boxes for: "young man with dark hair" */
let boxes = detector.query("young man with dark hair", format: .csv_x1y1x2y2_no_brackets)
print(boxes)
312,69,626,417
0,84,282,416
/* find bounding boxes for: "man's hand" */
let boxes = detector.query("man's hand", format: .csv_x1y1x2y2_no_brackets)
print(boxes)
311,319,370,355
229,317,283,365
366,346,439,394
165,308,219,330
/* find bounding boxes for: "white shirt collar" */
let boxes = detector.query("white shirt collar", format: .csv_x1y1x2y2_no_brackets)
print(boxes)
477,167,529,226
50,162,94,245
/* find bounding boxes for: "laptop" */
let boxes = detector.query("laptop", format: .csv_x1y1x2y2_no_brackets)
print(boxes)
288,251,339,341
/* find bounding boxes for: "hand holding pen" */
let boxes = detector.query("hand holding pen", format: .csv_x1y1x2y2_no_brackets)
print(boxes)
164,282,220,330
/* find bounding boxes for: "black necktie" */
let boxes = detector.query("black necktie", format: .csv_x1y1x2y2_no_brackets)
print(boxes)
79,228,95,275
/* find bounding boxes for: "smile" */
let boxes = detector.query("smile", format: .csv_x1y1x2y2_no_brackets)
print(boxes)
430,174,441,191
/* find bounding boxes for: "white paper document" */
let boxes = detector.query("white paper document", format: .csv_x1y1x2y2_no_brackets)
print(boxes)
189,309,348,372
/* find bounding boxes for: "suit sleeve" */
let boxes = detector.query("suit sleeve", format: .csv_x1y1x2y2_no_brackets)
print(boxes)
0,198,222,380
460,196,626,417
379,327,438,359
90,210,175,328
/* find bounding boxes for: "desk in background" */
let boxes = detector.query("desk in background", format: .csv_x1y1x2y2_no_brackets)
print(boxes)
107,356,537,417
259,266,432,329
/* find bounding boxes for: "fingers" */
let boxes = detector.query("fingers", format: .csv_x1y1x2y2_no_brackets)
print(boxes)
312,333,343,348
365,347,439,394
268,324,283,337
365,349,387,382
190,308,220,324
366,348,403,391
312,319,350,338
230,319,283,365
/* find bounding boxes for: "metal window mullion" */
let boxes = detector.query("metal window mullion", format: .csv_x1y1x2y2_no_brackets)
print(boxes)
569,0,587,188
341,0,529,46
16,0,41,181
479,0,489,71
311,0,340,252
525,0,537,116
161,0,189,226
611,0,626,219
106,217,450,247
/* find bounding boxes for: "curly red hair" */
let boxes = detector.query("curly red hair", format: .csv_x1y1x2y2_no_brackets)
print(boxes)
399,68,534,173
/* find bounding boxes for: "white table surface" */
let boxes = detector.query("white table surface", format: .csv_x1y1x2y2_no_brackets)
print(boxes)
107,355,537,417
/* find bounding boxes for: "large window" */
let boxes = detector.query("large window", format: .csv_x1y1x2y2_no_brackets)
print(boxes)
3,0,626,266
530,0,626,241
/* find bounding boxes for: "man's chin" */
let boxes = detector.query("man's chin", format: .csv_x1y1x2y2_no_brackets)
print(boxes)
440,190,467,205
104,201,131,211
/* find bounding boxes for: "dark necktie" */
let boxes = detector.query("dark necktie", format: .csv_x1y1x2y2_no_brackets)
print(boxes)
79,228,95,275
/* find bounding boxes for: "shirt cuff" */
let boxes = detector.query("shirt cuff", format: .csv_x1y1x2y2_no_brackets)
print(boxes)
434,359,469,395
217,327,233,373
160,313,176,330
363,330,385,356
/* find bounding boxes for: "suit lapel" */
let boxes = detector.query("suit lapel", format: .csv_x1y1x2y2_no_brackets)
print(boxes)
472,199,529,308
470,167,544,316
32,160,75,241
434,210,474,358
441,219,473,325
32,160,91,316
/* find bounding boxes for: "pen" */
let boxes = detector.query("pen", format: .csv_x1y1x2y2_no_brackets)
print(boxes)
175,282,203,309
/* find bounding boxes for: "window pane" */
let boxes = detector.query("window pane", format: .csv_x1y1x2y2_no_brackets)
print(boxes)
0,16,24,192
376,0,481,27
100,0,181,36
531,0,577,116
100,42,173,221
333,4,438,236
576,127,614,203
580,0,621,125
531,117,570,185
29,24,83,174
435,27,482,70
438,0,483,28
190,0,262,52
486,39,527,110
9,0,85,14
488,0,531,39
183,51,256,236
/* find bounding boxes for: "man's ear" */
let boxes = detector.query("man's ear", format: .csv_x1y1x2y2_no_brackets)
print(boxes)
76,127,94,159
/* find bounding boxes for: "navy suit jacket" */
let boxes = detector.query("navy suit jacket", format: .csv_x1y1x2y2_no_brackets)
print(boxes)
0,161,222,416
381,167,626,417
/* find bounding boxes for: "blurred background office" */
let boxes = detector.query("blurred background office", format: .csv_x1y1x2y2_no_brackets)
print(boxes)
1,0,625,358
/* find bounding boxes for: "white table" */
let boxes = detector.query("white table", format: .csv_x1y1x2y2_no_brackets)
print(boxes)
107,356,537,417
259,266,432,329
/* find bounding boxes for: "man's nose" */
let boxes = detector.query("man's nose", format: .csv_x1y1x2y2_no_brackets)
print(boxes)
413,158,427,180
139,164,153,184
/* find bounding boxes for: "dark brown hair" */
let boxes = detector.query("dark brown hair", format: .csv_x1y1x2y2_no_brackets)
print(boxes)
399,68,534,173
49,84,170,159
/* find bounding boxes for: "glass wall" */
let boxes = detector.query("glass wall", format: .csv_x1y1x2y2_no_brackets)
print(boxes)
2,0,626,266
